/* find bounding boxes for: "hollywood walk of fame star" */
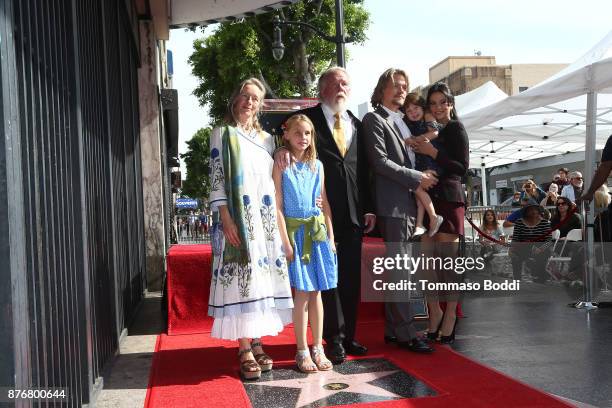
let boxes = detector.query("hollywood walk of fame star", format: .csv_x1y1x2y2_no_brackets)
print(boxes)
254,369,403,407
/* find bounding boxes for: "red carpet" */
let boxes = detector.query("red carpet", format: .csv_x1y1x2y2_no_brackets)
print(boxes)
157,241,564,407
145,319,572,408
167,244,213,335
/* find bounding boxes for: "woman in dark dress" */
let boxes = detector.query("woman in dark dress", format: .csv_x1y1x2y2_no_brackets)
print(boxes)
414,82,469,344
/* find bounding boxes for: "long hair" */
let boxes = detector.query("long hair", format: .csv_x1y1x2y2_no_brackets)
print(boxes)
481,209,498,229
595,184,611,209
522,180,538,199
282,114,318,171
370,68,408,109
223,77,266,132
426,82,458,120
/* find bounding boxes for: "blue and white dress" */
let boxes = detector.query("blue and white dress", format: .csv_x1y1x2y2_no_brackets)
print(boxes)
208,126,293,340
282,160,337,291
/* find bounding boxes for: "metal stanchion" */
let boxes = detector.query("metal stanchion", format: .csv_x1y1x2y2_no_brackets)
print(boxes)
598,212,610,291
571,200,598,309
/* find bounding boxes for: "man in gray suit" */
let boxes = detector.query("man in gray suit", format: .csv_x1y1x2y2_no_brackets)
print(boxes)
362,68,437,353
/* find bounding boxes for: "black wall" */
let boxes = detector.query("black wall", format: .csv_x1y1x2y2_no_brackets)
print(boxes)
0,0,146,405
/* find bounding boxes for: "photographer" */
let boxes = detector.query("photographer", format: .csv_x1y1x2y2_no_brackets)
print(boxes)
520,180,546,203
540,183,559,207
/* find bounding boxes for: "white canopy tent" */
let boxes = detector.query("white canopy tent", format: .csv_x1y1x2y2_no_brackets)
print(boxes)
462,30,612,169
453,81,510,168
455,80,508,117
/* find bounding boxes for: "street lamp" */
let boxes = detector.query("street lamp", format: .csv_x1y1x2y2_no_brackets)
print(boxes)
271,19,285,62
271,0,353,68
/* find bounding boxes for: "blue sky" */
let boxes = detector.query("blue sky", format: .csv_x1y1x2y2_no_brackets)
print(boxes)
168,0,612,171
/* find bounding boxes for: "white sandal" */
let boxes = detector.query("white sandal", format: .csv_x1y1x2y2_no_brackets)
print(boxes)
296,349,318,374
311,345,333,371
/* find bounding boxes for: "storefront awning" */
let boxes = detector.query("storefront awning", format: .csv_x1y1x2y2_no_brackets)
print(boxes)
169,0,298,29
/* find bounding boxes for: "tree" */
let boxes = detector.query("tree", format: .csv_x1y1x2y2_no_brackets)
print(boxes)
189,0,370,123
180,127,212,202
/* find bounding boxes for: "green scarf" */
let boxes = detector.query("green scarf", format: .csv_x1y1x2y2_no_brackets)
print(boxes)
285,214,327,264
221,125,249,265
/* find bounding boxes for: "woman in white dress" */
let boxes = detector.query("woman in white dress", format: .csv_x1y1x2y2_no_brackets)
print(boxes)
208,78,293,380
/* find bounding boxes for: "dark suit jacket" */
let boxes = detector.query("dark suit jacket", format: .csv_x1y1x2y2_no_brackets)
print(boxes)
362,106,422,220
285,104,373,236
429,120,469,204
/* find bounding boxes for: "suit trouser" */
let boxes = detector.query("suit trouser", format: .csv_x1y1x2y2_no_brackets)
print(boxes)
378,216,418,342
322,226,363,345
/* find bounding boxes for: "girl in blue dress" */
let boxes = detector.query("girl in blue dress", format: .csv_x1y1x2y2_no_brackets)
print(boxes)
273,114,338,373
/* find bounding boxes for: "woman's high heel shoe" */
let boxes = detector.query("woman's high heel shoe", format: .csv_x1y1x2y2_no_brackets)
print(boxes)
439,318,458,344
425,319,443,342
251,341,273,372
238,348,262,380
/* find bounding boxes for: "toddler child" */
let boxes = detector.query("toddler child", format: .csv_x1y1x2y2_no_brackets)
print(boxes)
403,93,444,236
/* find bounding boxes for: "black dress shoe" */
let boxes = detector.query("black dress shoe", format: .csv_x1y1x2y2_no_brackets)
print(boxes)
397,338,434,353
384,335,397,344
326,343,346,364
343,340,368,356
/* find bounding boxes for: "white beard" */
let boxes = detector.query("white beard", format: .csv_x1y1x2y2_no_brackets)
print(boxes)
329,96,347,113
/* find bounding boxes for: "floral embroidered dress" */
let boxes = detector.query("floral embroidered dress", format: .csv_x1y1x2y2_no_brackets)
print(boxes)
208,125,293,340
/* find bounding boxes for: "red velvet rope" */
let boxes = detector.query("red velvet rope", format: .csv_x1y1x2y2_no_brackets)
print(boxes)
467,206,579,245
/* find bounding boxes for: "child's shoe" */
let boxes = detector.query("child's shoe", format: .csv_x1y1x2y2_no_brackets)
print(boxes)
296,349,318,374
414,226,427,236
311,345,333,371
428,215,444,237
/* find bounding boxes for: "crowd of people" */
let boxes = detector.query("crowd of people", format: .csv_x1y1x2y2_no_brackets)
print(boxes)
176,210,211,239
509,167,611,210
483,159,612,282
204,66,612,380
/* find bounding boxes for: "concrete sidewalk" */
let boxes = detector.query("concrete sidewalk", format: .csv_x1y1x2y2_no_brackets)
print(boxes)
94,293,164,408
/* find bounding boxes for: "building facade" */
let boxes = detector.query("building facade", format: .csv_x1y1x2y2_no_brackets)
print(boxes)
425,56,568,96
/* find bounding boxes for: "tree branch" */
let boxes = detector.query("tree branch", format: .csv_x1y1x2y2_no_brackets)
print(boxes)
314,0,323,16
257,70,279,98
271,64,292,82
253,17,272,44
306,0,324,23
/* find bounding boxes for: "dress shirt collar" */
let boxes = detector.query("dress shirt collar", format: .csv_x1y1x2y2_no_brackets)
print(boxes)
381,105,404,121
322,103,349,121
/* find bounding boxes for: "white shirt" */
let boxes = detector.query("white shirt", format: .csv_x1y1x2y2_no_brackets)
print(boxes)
381,105,415,166
321,103,354,150
561,184,582,203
